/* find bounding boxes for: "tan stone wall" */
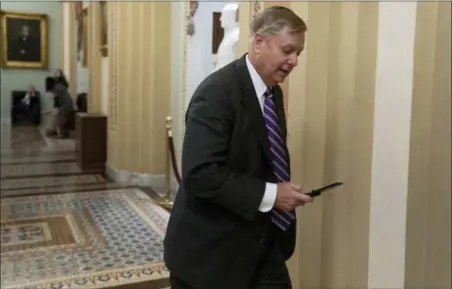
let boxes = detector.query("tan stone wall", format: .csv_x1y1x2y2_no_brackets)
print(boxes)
405,3,451,289
101,2,172,175
236,2,450,289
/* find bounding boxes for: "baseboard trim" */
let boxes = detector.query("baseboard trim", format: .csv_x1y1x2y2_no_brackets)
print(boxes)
106,163,166,196
1,117,11,148
170,176,179,199
1,117,11,125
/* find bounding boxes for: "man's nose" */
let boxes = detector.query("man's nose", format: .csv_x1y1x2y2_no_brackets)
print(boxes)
287,53,298,67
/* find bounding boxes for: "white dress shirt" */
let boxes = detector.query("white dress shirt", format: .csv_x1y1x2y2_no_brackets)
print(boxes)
22,92,31,105
245,55,278,213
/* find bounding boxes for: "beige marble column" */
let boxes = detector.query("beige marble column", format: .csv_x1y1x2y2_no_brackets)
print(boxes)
106,2,172,190
287,3,379,288
61,2,78,99
87,3,102,113
69,5,78,100
60,4,65,73
405,2,451,289
286,2,450,289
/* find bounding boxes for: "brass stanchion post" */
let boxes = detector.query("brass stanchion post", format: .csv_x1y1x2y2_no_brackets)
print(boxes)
156,116,174,210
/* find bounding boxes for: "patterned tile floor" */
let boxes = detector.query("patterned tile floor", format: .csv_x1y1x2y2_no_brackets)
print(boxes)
1,162,83,178
1,174,105,190
1,189,170,289
1,153,75,165
1,126,51,155
0,125,171,289
1,182,130,198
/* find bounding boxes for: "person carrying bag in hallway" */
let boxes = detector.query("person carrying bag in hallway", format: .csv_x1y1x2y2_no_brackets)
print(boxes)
44,69,74,138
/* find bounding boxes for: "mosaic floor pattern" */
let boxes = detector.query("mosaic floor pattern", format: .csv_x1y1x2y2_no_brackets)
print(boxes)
1,153,75,165
0,175,106,190
1,126,48,154
1,183,128,198
1,124,170,288
1,188,170,289
37,125,76,151
2,125,76,155
10,126,48,149
1,162,82,178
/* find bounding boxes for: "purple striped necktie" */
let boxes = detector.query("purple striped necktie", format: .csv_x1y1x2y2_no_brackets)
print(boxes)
263,88,295,231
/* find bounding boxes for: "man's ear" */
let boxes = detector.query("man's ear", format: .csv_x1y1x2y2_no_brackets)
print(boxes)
253,34,265,54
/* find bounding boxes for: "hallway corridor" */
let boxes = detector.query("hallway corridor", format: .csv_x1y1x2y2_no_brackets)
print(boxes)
1,126,170,289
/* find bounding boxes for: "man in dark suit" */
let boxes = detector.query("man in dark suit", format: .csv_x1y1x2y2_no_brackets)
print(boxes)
11,85,41,125
164,6,311,289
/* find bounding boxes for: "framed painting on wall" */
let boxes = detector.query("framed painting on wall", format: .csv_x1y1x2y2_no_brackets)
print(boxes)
0,10,48,69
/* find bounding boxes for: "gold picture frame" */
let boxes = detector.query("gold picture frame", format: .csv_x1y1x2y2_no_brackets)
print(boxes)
99,1,108,57
0,10,48,69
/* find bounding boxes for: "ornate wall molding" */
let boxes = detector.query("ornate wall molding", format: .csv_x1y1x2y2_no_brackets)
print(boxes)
108,2,117,131
87,5,94,111
66,2,78,100
252,1,263,18
179,0,190,155
60,3,65,72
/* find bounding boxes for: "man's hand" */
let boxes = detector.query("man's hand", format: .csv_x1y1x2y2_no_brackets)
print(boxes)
274,182,313,212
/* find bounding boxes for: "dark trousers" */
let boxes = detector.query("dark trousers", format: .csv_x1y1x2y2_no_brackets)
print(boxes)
170,224,291,289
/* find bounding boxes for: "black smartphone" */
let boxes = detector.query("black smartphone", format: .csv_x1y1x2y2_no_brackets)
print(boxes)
305,182,343,198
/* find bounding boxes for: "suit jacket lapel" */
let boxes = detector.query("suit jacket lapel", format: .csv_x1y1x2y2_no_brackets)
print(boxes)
235,55,273,166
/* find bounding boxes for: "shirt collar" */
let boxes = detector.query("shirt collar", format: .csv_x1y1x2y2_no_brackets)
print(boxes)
245,54,268,98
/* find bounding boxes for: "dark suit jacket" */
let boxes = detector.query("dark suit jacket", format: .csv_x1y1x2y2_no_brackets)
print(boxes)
164,55,296,289
9,36,40,62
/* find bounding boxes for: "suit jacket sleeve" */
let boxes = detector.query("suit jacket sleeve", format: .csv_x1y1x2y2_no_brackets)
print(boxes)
182,87,266,221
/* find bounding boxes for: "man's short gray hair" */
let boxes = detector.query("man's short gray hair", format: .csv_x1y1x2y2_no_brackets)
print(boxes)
250,6,307,39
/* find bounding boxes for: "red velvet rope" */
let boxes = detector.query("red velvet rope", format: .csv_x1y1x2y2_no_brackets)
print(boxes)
168,135,181,185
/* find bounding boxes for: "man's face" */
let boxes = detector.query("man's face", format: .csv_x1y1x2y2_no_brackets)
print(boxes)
253,27,305,86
